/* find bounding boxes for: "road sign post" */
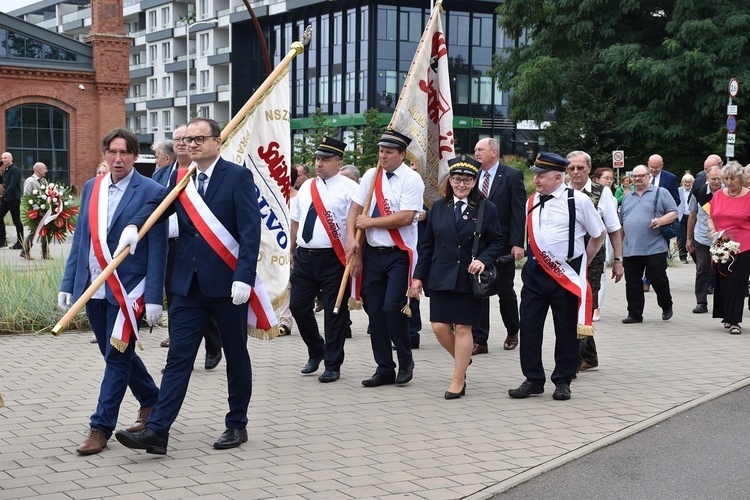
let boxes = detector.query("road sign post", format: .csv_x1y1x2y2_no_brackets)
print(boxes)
727,78,739,160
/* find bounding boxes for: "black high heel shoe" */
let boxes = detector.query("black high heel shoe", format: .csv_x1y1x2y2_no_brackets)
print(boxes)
444,383,467,400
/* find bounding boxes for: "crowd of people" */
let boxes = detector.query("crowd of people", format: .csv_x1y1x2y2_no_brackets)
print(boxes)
4,123,746,456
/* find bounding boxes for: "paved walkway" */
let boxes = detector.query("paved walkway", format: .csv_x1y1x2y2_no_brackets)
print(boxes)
2,233,750,499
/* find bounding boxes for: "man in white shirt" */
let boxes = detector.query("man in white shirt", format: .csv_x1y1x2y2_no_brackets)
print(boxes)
346,129,425,388
20,162,49,260
290,137,359,383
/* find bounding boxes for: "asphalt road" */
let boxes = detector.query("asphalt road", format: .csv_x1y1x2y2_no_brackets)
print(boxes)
495,386,750,499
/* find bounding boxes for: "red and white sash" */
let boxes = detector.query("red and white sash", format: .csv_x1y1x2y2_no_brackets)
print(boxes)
90,174,146,353
371,169,419,285
175,168,277,333
526,194,594,336
310,178,362,304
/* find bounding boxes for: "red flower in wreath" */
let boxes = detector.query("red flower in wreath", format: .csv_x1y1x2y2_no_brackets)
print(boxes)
27,209,39,219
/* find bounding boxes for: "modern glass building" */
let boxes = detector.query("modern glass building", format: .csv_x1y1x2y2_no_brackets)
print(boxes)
9,0,535,158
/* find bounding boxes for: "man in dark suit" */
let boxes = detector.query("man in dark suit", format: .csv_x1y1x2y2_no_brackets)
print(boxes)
648,154,680,206
58,128,167,455
152,130,223,370
471,138,526,354
114,118,261,454
0,152,24,249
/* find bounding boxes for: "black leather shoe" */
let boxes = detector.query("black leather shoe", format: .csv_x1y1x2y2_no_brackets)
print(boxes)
692,304,708,314
361,373,396,387
444,383,466,400
300,358,322,374
115,427,168,455
395,360,414,386
318,370,340,383
662,309,673,321
205,351,222,370
213,428,248,449
621,315,643,324
552,383,571,401
508,379,544,399
11,242,23,250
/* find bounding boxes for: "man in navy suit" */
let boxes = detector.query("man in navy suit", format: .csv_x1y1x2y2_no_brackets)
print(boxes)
471,138,526,354
152,129,223,370
59,128,167,455
114,118,261,454
648,154,680,206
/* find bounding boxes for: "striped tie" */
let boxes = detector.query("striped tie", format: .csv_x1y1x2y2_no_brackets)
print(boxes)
481,172,490,197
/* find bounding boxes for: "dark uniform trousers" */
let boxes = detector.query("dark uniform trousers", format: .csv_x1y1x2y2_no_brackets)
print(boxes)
363,245,412,375
165,237,222,355
623,252,672,320
289,248,349,370
148,276,252,439
519,259,580,387
86,299,159,438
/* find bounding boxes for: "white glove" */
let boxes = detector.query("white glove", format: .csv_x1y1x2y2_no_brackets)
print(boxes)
57,292,72,311
145,303,163,327
114,225,139,257
231,281,251,305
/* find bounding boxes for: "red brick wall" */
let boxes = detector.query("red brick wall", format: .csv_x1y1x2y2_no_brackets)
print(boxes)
0,0,130,192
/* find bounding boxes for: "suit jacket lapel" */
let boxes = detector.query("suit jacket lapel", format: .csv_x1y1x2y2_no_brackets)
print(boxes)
488,165,505,198
204,159,225,204
456,203,477,234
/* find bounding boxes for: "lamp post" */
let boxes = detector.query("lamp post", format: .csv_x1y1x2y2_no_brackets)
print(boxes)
186,19,218,120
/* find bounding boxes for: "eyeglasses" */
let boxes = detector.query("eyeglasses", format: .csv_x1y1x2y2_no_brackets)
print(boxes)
567,165,588,171
450,177,475,186
631,174,649,179
181,135,217,145
105,150,134,158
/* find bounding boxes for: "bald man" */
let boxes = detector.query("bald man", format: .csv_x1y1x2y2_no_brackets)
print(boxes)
647,154,680,206
20,162,50,259
0,152,23,249
692,154,723,194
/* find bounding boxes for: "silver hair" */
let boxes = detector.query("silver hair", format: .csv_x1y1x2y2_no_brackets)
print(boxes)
152,139,175,159
722,160,745,183
340,164,360,182
566,150,592,166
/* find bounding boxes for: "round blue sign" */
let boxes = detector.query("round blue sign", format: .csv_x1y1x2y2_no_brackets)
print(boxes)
727,115,738,134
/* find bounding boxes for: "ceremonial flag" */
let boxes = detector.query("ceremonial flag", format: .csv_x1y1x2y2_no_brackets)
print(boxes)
221,67,292,338
390,2,455,203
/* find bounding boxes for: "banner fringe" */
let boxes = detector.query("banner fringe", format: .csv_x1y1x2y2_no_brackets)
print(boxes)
577,324,595,338
348,297,363,310
248,324,279,341
110,337,128,353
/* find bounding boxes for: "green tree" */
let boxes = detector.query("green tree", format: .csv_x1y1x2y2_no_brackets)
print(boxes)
292,108,338,166
490,0,750,168
352,108,386,173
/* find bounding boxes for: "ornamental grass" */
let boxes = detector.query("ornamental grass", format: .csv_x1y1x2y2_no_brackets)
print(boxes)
0,255,89,334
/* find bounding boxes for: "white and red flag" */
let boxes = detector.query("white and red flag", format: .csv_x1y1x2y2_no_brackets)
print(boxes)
390,2,455,203
221,67,292,338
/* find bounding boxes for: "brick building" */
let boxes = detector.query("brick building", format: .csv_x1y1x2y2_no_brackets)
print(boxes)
0,0,128,189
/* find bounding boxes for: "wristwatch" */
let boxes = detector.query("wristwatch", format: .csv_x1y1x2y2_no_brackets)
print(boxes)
614,257,622,262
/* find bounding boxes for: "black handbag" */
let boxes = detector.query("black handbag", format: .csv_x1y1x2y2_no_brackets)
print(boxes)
470,199,499,299
654,188,680,240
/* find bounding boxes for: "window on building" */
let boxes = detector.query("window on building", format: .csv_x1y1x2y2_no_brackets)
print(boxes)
377,7,397,41
346,9,356,44
162,76,171,96
149,44,157,65
200,70,210,92
332,74,341,104
162,110,171,131
161,7,170,29
4,104,69,185
400,9,422,43
150,112,158,131
345,72,356,102
319,76,329,105
132,52,141,65
333,13,342,46
149,78,158,98
134,115,145,133
198,106,210,118
320,15,329,49
162,41,171,62
0,28,76,61
148,11,157,30
199,33,209,57
198,0,208,19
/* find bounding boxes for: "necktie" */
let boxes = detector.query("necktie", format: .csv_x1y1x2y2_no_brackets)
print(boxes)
372,172,395,218
454,200,464,223
197,172,208,197
301,203,317,243
481,172,490,197
528,194,553,214
651,176,655,186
